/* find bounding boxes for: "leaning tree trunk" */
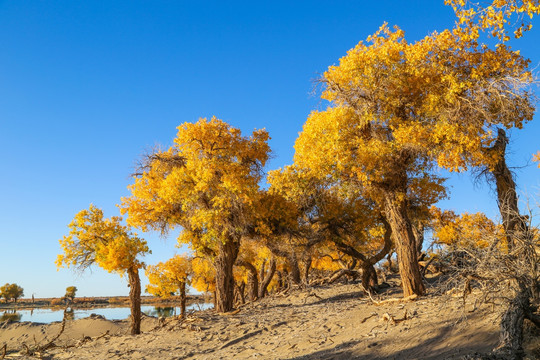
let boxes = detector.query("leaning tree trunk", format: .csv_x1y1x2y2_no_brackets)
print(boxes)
179,281,186,318
489,129,529,252
258,257,276,298
214,239,240,313
127,267,142,335
384,193,425,297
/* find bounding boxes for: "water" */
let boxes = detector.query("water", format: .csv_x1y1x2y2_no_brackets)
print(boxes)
0,303,212,324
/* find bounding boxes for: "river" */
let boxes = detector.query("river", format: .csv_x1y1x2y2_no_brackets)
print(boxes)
0,303,212,323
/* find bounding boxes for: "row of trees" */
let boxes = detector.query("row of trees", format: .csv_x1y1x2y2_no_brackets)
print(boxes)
57,2,540,350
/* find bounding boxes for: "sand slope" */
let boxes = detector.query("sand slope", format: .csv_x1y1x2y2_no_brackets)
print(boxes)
0,282,524,359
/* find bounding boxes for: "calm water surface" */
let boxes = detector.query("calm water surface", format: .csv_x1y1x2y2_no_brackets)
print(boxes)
0,303,212,324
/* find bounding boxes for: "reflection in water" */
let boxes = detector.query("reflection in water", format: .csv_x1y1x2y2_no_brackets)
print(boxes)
1,310,22,322
144,306,176,318
64,308,75,321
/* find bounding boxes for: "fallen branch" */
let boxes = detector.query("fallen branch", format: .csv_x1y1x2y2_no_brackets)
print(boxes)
303,292,323,304
368,293,418,306
420,257,437,277
1,344,6,360
360,312,378,323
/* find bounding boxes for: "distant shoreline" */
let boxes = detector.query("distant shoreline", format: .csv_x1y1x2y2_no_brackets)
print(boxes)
0,294,208,311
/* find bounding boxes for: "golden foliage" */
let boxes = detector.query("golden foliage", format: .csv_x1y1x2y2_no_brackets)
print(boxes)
294,23,532,203
56,204,150,275
191,256,216,293
446,0,540,41
120,117,270,253
146,254,192,298
430,206,502,249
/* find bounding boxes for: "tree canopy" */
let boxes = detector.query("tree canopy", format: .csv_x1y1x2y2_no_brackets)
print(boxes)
121,117,271,312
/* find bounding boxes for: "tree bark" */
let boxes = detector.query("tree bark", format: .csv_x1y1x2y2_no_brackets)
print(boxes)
492,289,529,359
179,281,186,318
302,256,312,284
238,260,258,301
258,257,276,298
289,256,301,285
127,267,141,335
276,270,284,291
413,223,424,257
384,194,425,297
488,129,529,252
214,239,240,313
361,263,378,292
235,281,245,305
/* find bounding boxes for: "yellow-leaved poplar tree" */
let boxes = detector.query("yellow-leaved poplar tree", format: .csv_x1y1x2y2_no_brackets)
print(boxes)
430,207,502,250
295,23,532,296
268,165,396,291
146,254,192,317
56,205,150,334
121,117,270,312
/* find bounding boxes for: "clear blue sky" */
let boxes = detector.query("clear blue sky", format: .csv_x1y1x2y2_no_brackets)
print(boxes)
1,1,539,298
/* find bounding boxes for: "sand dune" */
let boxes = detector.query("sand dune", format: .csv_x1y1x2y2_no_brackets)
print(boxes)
2,281,536,359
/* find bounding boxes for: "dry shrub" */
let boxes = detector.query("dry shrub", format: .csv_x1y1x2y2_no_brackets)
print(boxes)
432,208,540,359
108,297,129,305
50,298,64,306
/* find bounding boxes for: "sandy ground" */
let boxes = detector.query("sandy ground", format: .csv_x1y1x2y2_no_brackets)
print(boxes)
1,280,538,360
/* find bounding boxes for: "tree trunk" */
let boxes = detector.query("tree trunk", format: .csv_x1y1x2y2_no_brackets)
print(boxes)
235,281,246,305
258,257,276,298
214,239,240,313
276,270,284,291
179,281,186,318
489,129,529,252
384,194,425,297
302,256,312,284
288,256,301,285
127,267,141,335
243,261,259,301
361,263,378,292
492,289,529,359
413,223,425,257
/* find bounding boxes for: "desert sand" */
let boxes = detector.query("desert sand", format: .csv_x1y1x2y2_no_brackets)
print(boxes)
1,279,538,359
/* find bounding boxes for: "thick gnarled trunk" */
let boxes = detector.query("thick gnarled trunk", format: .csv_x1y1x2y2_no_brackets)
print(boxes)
489,129,529,252
214,240,240,313
127,267,141,335
384,194,425,297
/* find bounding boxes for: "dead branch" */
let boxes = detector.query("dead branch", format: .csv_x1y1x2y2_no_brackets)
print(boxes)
1,344,6,360
360,312,378,323
303,291,323,304
368,292,418,306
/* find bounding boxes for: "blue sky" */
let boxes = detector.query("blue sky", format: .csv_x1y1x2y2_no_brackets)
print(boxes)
0,1,539,298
